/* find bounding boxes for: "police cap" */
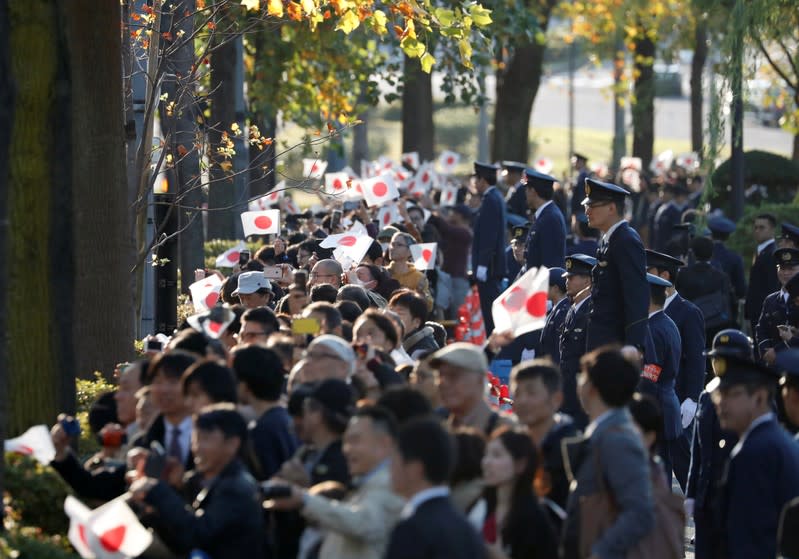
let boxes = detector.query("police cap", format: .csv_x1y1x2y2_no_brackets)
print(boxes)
707,215,736,235
646,249,685,274
775,248,799,268
705,329,753,360
501,161,527,174
781,223,799,245
473,161,499,185
563,254,597,277
524,168,556,198
581,178,630,206
776,349,799,388
706,353,779,393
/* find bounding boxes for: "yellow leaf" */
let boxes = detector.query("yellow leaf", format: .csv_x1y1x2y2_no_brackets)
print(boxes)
241,0,259,10
458,38,472,64
433,7,455,26
420,52,435,73
266,0,283,16
336,9,360,33
301,0,314,15
400,36,426,58
468,4,492,27
371,9,387,34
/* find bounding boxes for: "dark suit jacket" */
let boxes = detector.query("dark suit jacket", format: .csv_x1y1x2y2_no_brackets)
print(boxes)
745,240,779,322
384,495,486,559
652,201,686,253
145,459,265,559
587,222,650,351
525,202,566,270
639,311,682,440
711,241,747,300
505,182,528,218
720,417,799,559
561,408,654,559
559,297,591,427
538,296,570,364
664,294,706,403
472,187,508,279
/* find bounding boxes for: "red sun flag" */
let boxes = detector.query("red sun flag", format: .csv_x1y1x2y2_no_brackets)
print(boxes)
241,209,280,236
339,235,357,247
227,251,240,263
492,266,550,336
99,525,126,552
189,274,223,312
362,173,399,207
205,292,219,309
410,242,437,271
502,286,526,312
422,249,432,262
254,215,272,229
215,242,247,268
373,182,388,197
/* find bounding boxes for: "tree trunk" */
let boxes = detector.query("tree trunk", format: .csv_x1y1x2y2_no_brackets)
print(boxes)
0,0,13,529
7,0,64,433
63,1,135,378
248,29,279,199
207,5,238,240
402,55,434,161
691,20,708,156
611,33,627,169
632,35,656,170
794,132,799,161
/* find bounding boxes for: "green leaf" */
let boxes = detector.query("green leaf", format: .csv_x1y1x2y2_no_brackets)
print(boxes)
469,4,492,27
420,52,436,73
401,36,426,58
336,10,361,34
433,7,456,26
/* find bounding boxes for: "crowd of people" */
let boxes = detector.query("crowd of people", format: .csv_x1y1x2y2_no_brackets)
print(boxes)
42,154,799,559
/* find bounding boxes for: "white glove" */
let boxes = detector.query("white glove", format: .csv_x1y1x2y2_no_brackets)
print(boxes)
680,398,698,429
684,498,695,519
476,266,488,282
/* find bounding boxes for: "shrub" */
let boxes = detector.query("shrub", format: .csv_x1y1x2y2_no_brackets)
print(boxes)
711,150,799,210
76,372,117,458
0,532,78,559
726,202,799,271
4,454,71,536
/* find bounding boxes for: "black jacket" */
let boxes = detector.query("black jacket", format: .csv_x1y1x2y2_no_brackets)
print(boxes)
745,240,779,322
145,459,264,559
402,326,439,359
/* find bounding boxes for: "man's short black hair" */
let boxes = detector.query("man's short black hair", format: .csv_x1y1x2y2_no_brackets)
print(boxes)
241,306,280,336
337,285,372,313
613,199,625,218
511,359,562,394
305,301,343,331
690,236,714,261
336,300,363,323
629,392,663,449
232,345,286,402
144,350,197,384
195,403,247,442
388,289,429,326
580,346,640,407
376,387,433,425
169,329,211,356
181,360,238,404
650,284,667,307
366,240,385,263
755,213,777,228
310,283,338,304
353,405,399,440
396,417,456,485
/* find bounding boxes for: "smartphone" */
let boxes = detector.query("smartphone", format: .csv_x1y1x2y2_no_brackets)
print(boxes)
145,339,163,352
239,249,251,267
332,210,342,229
263,266,283,280
292,317,321,336
144,441,167,478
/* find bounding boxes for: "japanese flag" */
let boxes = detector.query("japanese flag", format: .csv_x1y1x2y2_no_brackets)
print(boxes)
362,174,399,207
360,160,373,179
439,183,460,207
324,172,350,196
241,209,280,236
410,242,437,270
303,158,327,179
650,149,673,175
87,496,153,558
620,156,642,171
5,425,56,465
533,157,553,175
330,234,374,269
248,182,285,211
65,496,94,558
393,167,409,183
189,274,223,312
401,151,420,169
492,266,550,337
215,242,247,268
377,203,403,228
676,152,700,171
283,197,300,215
378,155,395,172
438,150,461,175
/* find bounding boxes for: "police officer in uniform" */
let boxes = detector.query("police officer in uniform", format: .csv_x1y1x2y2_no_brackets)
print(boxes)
639,273,682,486
685,330,746,559
523,168,567,271
646,249,706,490
708,215,747,318
502,161,528,220
581,178,650,352
471,161,507,334
652,180,691,253
755,247,799,365
566,213,599,257
505,224,528,282
779,222,799,249
710,346,799,559
558,253,595,429
538,268,569,364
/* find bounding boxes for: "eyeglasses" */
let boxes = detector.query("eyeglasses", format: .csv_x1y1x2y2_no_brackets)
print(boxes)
583,201,612,209
389,242,408,248
310,272,337,279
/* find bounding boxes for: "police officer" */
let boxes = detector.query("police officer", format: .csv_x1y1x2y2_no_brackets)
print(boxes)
755,247,799,365
710,344,799,559
569,152,589,218
652,180,691,253
506,224,528,283
523,168,567,271
685,329,746,559
639,273,682,486
502,161,528,219
558,253,595,429
779,222,799,249
538,268,569,364
646,249,706,490
776,349,799,433
708,215,747,315
566,213,599,257
582,178,650,352
745,213,779,337
471,161,507,334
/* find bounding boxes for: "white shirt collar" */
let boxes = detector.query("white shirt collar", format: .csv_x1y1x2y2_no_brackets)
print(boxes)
601,219,627,244
584,409,615,438
573,295,590,313
400,486,450,519
781,288,788,303
757,238,775,255
535,200,553,220
730,412,775,459
663,290,679,310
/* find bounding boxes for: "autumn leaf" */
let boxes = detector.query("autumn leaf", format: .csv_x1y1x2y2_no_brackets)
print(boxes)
468,4,492,26
177,144,188,156
197,0,206,8
400,36,425,58
420,52,436,73
219,160,233,172
370,9,387,34
267,0,283,17
241,0,260,10
336,9,360,33
327,122,336,134
287,2,303,21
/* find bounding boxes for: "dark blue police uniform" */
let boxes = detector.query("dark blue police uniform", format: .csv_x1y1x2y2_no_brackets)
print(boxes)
523,169,567,271
708,216,747,303
653,200,688,253
539,290,569,365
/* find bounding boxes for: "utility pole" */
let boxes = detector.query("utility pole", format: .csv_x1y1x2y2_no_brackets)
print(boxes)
730,0,745,220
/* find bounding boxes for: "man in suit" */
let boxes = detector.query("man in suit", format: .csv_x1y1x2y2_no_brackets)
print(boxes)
756,247,799,365
561,347,654,559
569,152,590,219
709,348,799,559
558,253,595,428
582,178,650,353
646,249,706,489
386,417,485,559
471,161,507,334
502,161,528,219
652,180,691,253
745,213,779,337
708,215,747,317
685,329,746,559
523,168,567,271
639,273,683,486
538,267,569,364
